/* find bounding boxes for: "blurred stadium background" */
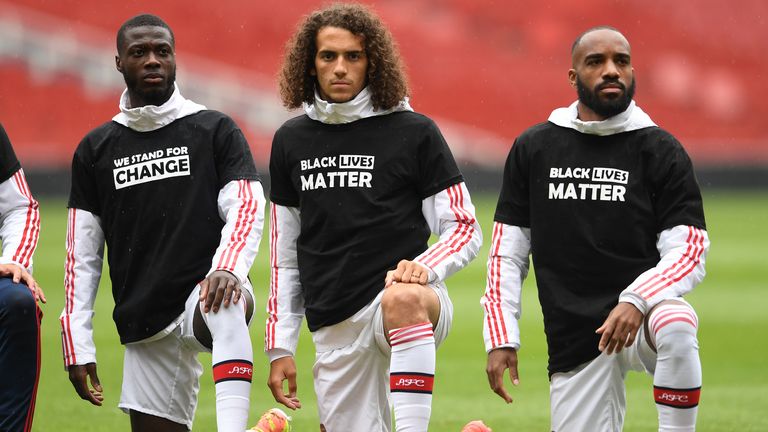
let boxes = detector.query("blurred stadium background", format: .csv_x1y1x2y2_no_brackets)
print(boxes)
2,0,767,192
2,1,767,430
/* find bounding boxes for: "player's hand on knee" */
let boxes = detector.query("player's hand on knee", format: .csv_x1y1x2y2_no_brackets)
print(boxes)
385,260,429,287
28,278,46,304
0,263,46,303
68,363,104,406
0,263,23,281
199,270,241,313
486,347,519,404
24,273,46,304
596,302,643,354
268,356,301,410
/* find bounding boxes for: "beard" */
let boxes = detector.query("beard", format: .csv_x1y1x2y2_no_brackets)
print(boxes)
576,75,636,119
123,68,176,107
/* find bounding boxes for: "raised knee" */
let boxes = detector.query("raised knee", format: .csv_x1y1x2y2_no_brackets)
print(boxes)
649,305,699,356
0,283,35,317
657,327,698,359
382,284,424,311
382,284,431,327
200,301,248,344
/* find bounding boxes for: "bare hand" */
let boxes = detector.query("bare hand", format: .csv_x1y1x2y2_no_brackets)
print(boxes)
68,363,104,406
268,356,301,410
486,347,519,403
596,302,643,354
0,263,46,304
199,270,241,313
385,260,429,287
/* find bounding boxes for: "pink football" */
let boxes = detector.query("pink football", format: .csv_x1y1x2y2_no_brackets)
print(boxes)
461,420,492,432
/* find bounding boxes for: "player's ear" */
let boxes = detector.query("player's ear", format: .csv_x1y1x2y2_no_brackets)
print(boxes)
568,69,577,88
115,55,123,73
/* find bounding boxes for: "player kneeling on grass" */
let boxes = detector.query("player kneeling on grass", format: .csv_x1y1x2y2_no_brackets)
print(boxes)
481,26,709,432
265,4,482,431
60,14,265,432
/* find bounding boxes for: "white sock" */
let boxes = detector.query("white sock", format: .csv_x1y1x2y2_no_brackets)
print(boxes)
389,322,435,432
204,300,253,432
649,304,701,432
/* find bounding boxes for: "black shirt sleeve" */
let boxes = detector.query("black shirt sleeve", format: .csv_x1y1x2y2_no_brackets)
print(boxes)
0,124,21,183
213,116,260,189
67,142,101,214
268,127,300,207
416,119,464,198
494,137,531,227
651,135,706,231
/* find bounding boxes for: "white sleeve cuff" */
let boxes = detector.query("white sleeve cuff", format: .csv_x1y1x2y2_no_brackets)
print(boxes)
266,348,294,363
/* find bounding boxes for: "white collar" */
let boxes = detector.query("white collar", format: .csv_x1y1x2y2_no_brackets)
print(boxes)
548,100,656,136
112,84,206,132
304,86,413,124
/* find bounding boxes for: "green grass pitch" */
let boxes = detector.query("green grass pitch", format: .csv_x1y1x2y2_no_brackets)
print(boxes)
28,190,768,431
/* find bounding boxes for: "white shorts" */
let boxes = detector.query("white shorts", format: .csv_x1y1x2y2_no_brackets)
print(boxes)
311,282,453,432
118,281,254,429
549,299,694,432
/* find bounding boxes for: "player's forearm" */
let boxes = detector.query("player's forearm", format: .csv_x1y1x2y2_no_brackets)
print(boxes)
620,225,709,314
482,222,530,352
0,169,39,270
61,208,104,367
60,311,97,367
414,182,482,281
211,179,266,283
265,204,305,353
265,266,304,353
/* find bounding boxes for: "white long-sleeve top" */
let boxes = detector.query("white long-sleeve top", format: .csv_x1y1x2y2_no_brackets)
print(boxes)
481,223,709,353
0,169,40,271
60,179,264,367
265,181,482,361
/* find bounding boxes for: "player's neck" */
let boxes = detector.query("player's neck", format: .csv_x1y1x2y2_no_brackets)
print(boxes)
576,102,608,122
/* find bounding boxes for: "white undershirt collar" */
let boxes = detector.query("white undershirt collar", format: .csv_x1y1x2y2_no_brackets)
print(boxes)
548,100,656,136
304,86,413,124
113,84,206,132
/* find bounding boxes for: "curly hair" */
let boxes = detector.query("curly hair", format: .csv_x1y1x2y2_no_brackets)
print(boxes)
279,3,409,110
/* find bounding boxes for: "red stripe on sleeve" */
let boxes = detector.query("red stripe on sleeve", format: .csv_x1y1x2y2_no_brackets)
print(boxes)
642,229,705,299
634,227,705,300
217,181,245,269
224,181,258,271
217,180,258,272
451,184,476,223
419,184,476,268
634,227,697,297
11,171,40,268
486,222,509,347
265,205,279,349
418,185,462,265
62,209,77,364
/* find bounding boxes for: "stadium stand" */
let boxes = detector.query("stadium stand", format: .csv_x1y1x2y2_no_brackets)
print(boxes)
1,0,767,182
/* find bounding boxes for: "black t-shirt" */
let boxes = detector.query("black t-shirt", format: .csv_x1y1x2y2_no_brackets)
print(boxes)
495,122,706,375
68,111,260,343
0,124,21,183
270,112,463,331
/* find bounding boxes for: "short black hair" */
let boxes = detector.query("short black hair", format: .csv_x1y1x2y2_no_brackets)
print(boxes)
116,14,175,54
571,25,623,55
